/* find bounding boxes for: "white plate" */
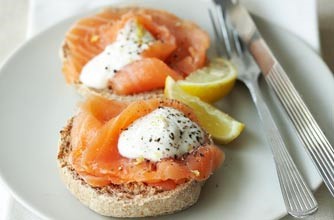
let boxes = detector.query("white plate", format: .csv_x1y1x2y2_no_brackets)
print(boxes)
0,0,333,219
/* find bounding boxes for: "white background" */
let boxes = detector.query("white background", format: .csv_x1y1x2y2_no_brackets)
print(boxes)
0,0,333,219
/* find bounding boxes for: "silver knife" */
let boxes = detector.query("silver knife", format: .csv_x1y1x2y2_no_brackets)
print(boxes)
224,0,334,197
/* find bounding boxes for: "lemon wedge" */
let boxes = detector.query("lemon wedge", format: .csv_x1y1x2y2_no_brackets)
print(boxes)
165,77,244,144
178,58,237,103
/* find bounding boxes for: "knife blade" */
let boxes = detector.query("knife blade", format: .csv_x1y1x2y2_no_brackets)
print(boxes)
224,0,334,197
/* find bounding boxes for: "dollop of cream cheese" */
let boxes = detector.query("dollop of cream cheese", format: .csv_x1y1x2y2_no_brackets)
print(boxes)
118,107,206,162
80,19,155,89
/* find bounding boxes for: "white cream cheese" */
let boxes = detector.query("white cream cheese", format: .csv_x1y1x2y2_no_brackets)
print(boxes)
80,19,155,89
118,107,206,162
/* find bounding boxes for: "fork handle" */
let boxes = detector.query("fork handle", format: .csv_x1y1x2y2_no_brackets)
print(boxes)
266,63,334,197
245,79,318,217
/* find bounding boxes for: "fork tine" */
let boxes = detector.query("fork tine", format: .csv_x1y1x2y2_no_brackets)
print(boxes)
215,4,232,58
211,2,247,61
209,5,232,58
208,9,225,57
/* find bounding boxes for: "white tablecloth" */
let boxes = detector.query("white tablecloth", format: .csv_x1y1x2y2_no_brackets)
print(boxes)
27,0,320,52
0,0,333,219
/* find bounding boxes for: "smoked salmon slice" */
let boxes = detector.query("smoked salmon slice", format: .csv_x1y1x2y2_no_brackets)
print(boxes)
62,7,210,95
69,96,224,189
109,58,183,95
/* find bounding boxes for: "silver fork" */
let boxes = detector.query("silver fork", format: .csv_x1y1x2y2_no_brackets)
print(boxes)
224,0,334,197
209,5,318,217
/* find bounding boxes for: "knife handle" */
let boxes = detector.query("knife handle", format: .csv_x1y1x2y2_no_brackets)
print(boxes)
266,62,334,197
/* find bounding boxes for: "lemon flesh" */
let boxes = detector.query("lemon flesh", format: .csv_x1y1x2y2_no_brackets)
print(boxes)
178,58,237,103
165,77,244,144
